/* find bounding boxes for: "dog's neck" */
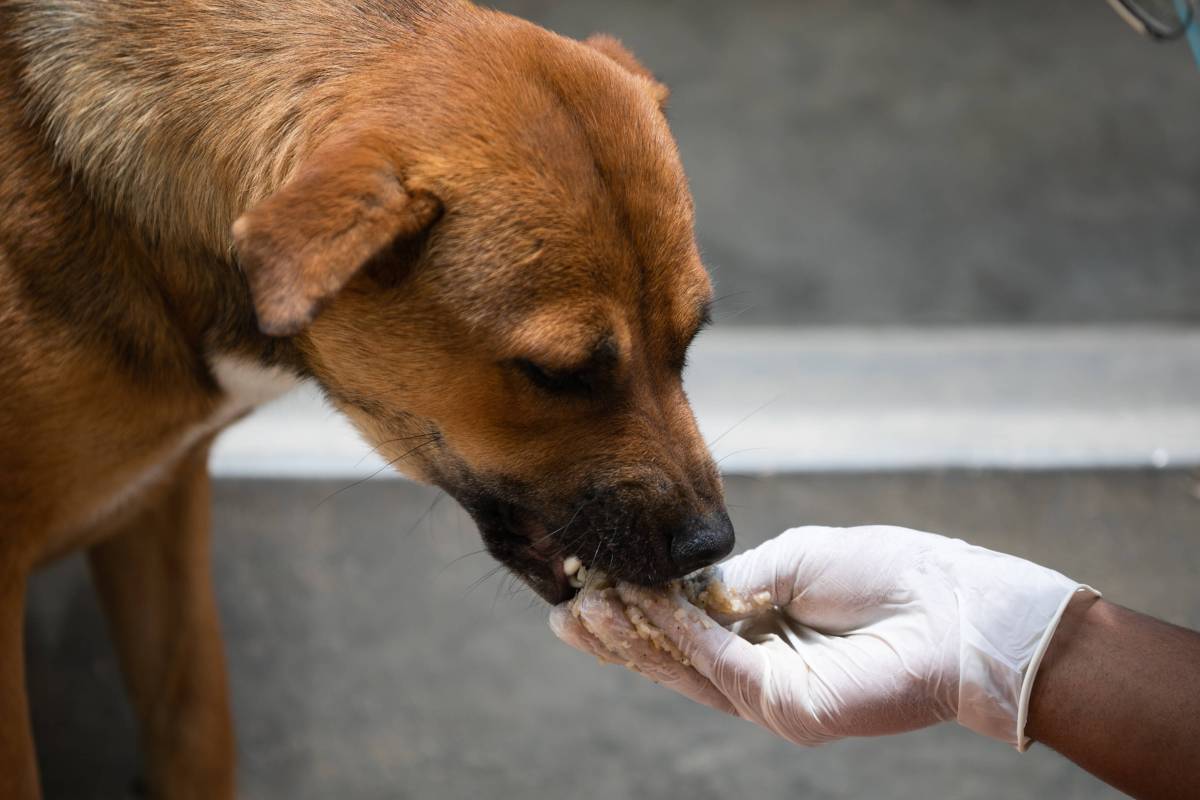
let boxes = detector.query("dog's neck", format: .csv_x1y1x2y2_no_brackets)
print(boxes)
9,0,456,257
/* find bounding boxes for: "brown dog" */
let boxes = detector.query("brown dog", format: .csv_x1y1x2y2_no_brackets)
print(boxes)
0,1,733,796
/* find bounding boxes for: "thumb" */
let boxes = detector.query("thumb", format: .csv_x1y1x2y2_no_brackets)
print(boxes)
691,526,846,624
705,526,943,634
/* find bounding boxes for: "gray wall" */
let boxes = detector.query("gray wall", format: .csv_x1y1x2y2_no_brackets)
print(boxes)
493,0,1200,324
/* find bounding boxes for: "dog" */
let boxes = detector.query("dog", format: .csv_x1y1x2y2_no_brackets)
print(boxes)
0,1,734,796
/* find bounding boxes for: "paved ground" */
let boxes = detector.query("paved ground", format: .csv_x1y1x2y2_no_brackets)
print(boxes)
27,470,1200,799
491,0,1200,325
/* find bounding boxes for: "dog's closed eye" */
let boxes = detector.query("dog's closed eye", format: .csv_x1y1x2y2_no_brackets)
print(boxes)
511,337,620,397
513,358,598,396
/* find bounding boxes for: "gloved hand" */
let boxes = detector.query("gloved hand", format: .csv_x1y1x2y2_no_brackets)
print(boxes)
549,526,1097,750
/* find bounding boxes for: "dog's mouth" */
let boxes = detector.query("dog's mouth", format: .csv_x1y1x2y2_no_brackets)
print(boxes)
464,495,593,604
449,480,725,604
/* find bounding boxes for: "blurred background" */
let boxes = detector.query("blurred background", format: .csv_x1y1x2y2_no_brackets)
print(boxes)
27,1,1200,798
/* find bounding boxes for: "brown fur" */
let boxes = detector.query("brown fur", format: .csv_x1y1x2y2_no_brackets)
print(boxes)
0,2,727,797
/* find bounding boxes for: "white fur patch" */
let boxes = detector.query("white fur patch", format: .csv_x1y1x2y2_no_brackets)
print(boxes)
209,355,303,416
70,356,302,535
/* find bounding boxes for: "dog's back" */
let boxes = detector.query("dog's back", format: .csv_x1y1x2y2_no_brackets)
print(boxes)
5,0,457,251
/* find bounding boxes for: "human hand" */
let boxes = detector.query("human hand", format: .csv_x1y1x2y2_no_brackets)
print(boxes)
550,526,1096,749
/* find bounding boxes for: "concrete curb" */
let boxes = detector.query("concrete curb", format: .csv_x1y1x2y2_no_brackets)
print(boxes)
210,327,1200,477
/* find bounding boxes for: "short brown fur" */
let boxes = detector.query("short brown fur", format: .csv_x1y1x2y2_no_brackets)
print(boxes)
0,2,728,796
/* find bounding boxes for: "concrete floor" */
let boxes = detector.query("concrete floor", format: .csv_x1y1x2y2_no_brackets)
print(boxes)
491,0,1200,325
26,470,1200,799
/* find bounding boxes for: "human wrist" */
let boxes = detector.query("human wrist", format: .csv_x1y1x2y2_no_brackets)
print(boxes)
1012,589,1102,750
947,544,1097,748
1024,594,1107,747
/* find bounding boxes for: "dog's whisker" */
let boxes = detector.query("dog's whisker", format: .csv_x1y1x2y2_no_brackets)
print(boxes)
711,290,749,306
588,539,603,582
559,531,591,558
313,438,438,510
355,433,441,467
527,498,591,548
464,564,507,598
713,301,762,323
707,396,779,450
714,447,769,468
494,571,528,611
436,547,490,576
403,491,445,538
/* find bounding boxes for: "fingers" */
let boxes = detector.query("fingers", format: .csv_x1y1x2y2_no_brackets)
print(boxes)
713,526,945,633
616,583,938,747
686,525,854,623
557,583,864,747
686,526,851,625
615,583,769,716
684,563,774,626
549,592,739,716
548,604,624,666
711,526,845,616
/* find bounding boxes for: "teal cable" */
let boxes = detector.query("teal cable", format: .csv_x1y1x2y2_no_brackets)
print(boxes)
1174,0,1200,68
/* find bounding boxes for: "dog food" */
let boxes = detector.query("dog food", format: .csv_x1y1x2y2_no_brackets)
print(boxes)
568,564,775,666
682,567,773,617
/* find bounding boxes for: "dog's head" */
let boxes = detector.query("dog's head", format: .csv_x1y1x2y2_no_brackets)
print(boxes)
232,14,732,603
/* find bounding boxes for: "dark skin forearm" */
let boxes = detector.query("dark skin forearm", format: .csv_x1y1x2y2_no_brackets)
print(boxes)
1027,597,1200,800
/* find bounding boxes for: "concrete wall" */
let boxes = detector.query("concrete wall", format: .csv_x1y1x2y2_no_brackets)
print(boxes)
493,0,1200,324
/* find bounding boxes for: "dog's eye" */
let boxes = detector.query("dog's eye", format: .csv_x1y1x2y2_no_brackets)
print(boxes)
671,299,713,373
513,359,594,395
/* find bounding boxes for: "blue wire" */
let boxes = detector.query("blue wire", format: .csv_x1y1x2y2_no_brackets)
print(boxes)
1174,0,1200,69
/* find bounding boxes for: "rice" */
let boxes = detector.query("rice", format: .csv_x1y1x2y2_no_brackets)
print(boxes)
682,567,773,617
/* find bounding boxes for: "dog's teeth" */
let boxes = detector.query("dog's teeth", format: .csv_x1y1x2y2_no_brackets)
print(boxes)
563,555,582,577
568,562,589,590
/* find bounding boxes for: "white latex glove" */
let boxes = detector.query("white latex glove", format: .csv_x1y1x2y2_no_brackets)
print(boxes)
550,526,1097,750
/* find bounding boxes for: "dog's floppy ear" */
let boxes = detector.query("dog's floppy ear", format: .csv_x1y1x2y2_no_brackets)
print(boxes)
232,138,442,336
584,34,670,108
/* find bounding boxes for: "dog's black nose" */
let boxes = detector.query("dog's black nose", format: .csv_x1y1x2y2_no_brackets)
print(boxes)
671,511,736,575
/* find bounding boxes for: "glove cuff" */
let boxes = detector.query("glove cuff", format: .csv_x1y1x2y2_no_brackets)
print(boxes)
1012,585,1100,751
952,546,1098,749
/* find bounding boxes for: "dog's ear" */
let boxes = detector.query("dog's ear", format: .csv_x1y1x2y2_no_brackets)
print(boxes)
584,34,670,108
232,139,442,336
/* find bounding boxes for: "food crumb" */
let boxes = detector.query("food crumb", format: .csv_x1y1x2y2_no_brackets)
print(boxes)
624,605,689,664
682,568,774,617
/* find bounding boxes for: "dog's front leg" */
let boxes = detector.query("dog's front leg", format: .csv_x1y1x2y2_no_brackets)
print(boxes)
0,565,41,799
87,443,235,800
